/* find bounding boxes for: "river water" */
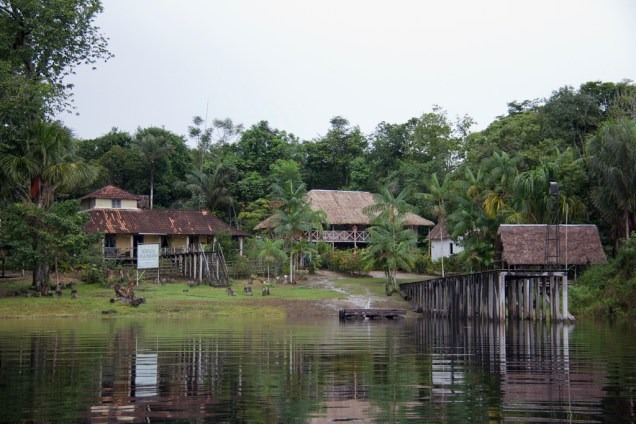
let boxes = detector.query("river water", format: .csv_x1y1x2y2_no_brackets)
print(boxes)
0,317,634,423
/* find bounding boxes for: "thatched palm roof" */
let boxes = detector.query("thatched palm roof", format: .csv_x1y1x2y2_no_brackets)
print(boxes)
497,224,606,266
254,189,434,230
426,216,451,240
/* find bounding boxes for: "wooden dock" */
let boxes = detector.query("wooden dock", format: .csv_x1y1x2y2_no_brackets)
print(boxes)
339,308,407,320
399,270,572,322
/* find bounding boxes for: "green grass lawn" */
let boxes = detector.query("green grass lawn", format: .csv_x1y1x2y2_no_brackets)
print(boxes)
335,276,427,297
0,272,428,318
0,277,343,318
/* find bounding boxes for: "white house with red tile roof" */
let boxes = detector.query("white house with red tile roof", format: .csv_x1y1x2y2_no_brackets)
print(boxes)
80,186,246,259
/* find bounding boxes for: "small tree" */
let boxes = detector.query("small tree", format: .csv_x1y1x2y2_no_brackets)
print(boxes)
270,179,325,283
362,185,419,295
0,200,100,293
254,237,286,281
134,133,174,209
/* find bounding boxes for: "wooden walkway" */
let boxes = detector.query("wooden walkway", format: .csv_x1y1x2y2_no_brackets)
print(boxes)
339,308,407,320
399,270,572,322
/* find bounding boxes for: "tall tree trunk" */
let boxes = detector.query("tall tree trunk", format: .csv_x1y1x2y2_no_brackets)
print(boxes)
289,251,294,284
32,262,50,294
150,167,154,209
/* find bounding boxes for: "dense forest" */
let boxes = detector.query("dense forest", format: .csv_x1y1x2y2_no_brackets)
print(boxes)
63,81,635,260
1,1,635,316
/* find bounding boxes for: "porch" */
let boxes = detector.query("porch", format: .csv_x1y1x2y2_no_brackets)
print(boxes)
305,229,370,245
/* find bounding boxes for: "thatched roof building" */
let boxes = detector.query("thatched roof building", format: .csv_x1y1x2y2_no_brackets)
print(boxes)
308,189,434,226
496,224,606,267
426,216,452,240
254,189,434,230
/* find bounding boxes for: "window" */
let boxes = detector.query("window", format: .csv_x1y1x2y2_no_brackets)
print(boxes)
105,234,116,248
449,242,454,255
105,234,117,257
112,199,121,208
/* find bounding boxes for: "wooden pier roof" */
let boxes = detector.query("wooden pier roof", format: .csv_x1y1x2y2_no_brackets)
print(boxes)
496,224,606,266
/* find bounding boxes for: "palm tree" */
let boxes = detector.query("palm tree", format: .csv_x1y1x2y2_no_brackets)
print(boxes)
363,185,419,294
255,237,286,282
447,166,498,271
417,173,452,276
184,164,235,216
1,122,97,208
0,121,97,291
135,133,173,209
271,180,324,283
587,118,636,244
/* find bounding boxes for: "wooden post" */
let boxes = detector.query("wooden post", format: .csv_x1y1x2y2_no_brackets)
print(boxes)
550,275,556,321
498,272,506,321
563,274,569,321
524,279,530,320
554,274,562,321
541,277,547,321
534,277,540,321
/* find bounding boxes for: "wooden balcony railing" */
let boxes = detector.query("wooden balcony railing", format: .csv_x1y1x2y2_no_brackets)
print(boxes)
305,230,370,243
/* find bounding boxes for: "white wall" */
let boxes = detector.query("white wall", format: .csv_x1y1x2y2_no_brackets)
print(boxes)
431,238,464,261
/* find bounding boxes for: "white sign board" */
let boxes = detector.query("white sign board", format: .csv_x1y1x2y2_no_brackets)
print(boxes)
137,244,159,269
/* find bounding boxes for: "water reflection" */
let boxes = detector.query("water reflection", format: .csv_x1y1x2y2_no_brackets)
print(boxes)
0,318,633,423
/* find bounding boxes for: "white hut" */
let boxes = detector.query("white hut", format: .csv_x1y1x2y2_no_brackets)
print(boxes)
427,217,463,261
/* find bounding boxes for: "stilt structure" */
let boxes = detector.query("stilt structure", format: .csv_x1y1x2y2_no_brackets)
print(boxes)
161,242,229,286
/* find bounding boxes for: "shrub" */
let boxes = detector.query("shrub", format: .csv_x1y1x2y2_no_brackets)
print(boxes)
570,236,636,318
412,253,433,274
81,265,106,285
321,249,365,275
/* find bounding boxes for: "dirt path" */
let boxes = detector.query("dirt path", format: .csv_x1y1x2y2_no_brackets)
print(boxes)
295,270,417,316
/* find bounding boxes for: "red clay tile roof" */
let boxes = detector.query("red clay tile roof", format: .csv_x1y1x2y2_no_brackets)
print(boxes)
85,209,247,236
80,185,139,201
497,224,606,266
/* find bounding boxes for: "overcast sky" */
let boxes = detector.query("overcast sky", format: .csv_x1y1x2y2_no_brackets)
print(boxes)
60,0,636,144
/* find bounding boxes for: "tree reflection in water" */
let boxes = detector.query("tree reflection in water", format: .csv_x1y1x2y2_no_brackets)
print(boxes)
0,318,633,422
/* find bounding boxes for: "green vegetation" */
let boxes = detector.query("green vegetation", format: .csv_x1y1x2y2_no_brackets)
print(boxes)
362,185,420,294
0,1,635,316
570,236,636,319
0,276,342,318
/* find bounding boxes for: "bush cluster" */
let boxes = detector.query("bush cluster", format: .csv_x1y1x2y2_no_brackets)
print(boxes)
570,236,636,318
320,249,365,275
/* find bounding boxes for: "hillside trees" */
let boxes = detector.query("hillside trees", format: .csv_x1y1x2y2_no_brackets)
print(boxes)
40,78,635,275
188,115,243,171
76,127,190,208
0,0,111,144
0,121,98,290
587,118,636,245
304,116,368,190
227,121,302,204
